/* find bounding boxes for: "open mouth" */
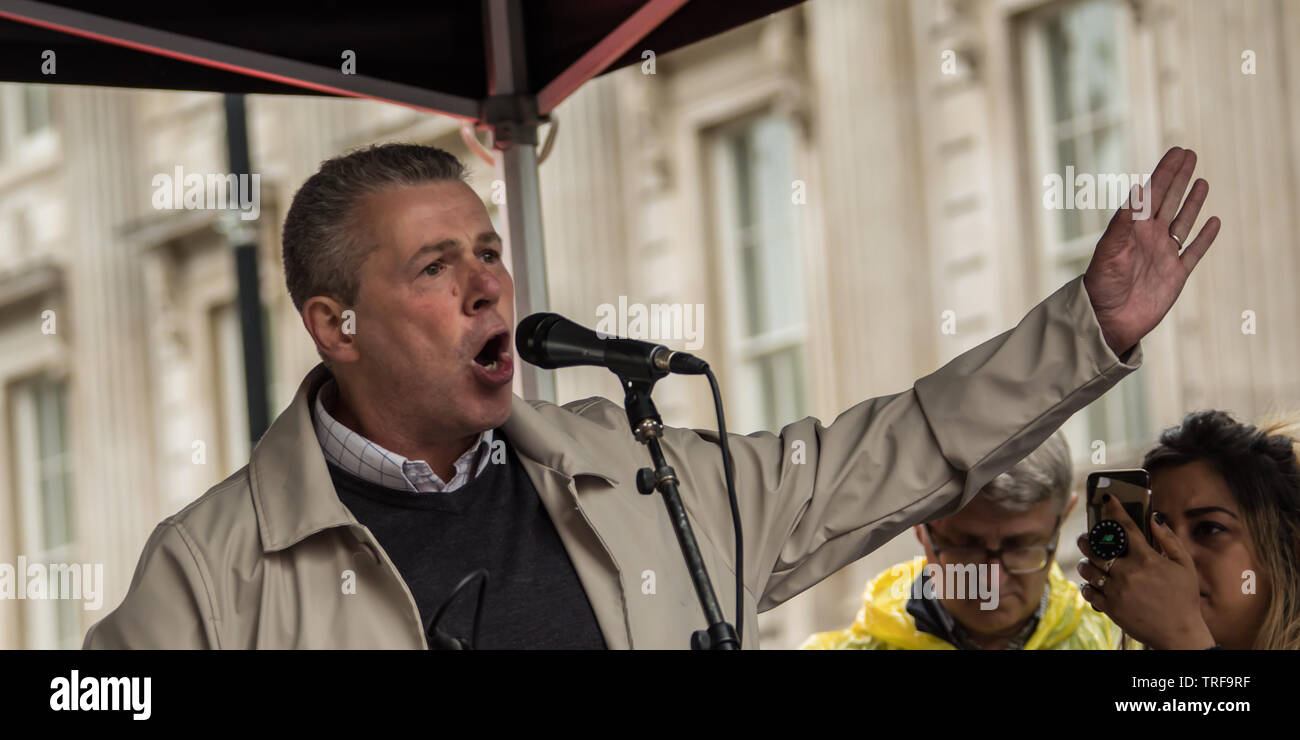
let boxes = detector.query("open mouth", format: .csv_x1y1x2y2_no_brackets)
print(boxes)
473,331,508,372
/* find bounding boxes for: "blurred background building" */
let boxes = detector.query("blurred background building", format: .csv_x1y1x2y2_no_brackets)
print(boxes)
2,0,1298,648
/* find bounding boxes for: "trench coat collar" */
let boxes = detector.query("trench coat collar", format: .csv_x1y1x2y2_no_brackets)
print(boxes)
250,363,620,553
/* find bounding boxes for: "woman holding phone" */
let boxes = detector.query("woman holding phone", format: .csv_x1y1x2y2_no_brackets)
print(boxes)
1077,410,1300,649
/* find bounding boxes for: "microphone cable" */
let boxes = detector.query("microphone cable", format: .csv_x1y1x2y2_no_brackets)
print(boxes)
425,568,490,650
704,366,744,646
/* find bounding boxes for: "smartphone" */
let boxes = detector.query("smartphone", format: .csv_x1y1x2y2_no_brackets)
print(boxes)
1085,469,1152,545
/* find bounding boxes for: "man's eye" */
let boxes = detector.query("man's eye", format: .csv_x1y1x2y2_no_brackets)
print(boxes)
480,250,500,264
423,261,443,276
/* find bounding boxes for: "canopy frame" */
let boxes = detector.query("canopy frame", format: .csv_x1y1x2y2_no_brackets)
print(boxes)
0,0,696,403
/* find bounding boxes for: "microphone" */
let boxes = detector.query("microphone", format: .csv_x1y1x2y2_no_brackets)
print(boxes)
515,313,708,381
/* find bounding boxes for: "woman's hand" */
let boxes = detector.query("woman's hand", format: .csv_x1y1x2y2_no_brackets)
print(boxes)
1076,493,1216,649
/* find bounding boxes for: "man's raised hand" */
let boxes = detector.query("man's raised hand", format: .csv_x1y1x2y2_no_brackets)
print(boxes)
1083,146,1221,357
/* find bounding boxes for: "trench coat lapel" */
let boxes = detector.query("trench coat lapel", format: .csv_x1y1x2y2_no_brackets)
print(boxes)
503,394,633,649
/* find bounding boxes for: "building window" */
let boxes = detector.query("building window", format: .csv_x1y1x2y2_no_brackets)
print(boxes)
0,83,55,162
22,86,52,136
9,375,79,649
1022,0,1148,458
709,113,809,433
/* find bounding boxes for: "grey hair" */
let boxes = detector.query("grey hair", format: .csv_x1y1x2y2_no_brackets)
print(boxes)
281,142,468,312
977,431,1073,513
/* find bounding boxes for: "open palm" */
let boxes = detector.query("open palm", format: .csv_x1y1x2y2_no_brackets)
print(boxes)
1083,147,1221,357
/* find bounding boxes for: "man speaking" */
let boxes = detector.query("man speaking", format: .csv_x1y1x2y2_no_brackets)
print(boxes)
84,144,1217,648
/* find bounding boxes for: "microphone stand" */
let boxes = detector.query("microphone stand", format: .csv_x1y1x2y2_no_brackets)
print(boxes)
620,375,739,650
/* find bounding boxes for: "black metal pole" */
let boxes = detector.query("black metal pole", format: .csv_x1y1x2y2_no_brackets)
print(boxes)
223,94,268,445
623,379,739,650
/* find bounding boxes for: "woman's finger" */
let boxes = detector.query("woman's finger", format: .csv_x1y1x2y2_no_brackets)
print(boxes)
1078,531,1120,582
1149,511,1193,567
1077,533,1095,560
1101,493,1152,559
1076,558,1109,588
1080,583,1110,613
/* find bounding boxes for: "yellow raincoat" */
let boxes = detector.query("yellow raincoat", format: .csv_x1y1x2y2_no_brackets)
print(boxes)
801,557,1122,650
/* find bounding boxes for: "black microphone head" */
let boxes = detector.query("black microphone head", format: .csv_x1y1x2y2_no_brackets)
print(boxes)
516,312,609,371
515,313,564,368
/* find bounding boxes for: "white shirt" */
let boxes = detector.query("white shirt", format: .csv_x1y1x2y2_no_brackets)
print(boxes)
311,378,494,493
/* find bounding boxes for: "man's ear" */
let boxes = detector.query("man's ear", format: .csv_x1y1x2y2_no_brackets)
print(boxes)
915,523,938,562
302,296,360,364
1062,490,1079,519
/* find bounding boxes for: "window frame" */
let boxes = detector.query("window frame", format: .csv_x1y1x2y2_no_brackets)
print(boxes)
0,83,56,167
8,373,80,649
706,110,812,434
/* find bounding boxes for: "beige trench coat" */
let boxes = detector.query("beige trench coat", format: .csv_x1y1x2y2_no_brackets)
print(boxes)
83,276,1140,649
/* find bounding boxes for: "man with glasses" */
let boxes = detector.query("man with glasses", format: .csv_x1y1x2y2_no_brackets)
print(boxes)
803,433,1120,650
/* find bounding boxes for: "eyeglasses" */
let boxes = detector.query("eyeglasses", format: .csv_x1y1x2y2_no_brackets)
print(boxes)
924,517,1061,575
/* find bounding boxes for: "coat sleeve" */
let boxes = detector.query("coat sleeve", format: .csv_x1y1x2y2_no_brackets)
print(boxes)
658,275,1143,611
83,520,220,649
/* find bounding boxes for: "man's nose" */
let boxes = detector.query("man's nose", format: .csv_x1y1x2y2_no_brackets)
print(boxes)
996,560,1015,589
463,260,502,313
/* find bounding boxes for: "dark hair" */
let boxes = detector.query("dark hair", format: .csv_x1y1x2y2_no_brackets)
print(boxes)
1142,409,1300,649
281,143,468,312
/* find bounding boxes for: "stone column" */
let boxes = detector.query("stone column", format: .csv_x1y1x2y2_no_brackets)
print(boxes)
59,87,157,618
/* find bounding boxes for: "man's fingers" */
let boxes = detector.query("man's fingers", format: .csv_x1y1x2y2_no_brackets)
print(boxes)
1141,146,1186,218
1179,216,1221,273
1169,178,1209,243
1158,148,1198,222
